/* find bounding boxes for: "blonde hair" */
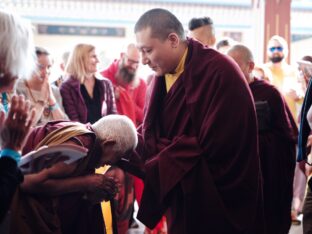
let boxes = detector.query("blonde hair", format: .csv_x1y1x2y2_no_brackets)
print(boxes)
92,115,138,153
65,44,95,83
0,9,35,78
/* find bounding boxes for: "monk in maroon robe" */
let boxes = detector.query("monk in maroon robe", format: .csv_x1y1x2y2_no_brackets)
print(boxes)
120,9,265,234
228,44,298,234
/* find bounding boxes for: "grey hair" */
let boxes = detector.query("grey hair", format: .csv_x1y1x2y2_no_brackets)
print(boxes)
0,9,35,78
91,115,138,153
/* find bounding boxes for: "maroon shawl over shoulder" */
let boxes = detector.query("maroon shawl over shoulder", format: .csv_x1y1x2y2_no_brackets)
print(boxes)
136,39,264,234
250,78,298,234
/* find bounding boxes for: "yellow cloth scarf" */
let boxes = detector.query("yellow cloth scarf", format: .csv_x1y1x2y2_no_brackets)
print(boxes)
165,48,188,92
35,123,93,149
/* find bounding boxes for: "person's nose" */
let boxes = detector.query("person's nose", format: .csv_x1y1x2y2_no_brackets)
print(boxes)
42,67,50,78
141,54,149,65
130,62,139,70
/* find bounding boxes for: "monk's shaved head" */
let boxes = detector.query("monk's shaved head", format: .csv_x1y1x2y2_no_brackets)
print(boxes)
134,8,185,41
228,44,254,63
227,44,255,83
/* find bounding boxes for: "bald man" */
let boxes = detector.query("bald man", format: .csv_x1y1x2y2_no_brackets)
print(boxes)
188,17,216,47
228,44,298,234
101,43,147,126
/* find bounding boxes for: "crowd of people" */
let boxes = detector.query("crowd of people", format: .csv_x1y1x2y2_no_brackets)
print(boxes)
1,6,312,234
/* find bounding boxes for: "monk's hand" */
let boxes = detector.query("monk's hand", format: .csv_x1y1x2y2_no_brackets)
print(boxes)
85,174,119,203
0,95,35,151
102,175,120,198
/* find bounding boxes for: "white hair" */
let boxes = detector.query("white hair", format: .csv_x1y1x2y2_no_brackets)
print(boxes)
92,115,138,153
0,9,35,78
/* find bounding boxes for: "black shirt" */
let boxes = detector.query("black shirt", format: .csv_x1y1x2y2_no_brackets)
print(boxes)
80,80,102,124
0,157,23,222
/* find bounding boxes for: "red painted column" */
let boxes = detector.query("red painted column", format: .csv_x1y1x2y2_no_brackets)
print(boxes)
264,0,291,62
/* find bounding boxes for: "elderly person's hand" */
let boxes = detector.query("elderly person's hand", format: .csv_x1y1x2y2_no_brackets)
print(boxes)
84,174,120,204
0,95,35,151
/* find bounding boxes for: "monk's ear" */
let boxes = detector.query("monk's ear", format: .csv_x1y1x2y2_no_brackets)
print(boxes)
167,33,180,49
248,61,255,73
210,36,216,47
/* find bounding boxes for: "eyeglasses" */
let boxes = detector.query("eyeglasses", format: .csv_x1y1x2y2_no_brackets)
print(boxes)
269,46,283,53
125,55,139,66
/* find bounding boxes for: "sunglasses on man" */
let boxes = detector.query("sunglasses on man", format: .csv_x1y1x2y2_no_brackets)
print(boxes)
269,46,283,53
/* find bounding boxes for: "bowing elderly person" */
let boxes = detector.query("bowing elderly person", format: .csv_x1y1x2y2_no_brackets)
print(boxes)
119,8,265,234
9,115,137,234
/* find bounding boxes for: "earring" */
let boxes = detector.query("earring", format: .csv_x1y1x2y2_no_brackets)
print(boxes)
0,72,4,78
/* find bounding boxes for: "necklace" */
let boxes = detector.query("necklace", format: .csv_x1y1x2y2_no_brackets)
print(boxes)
1,92,10,113
24,80,48,106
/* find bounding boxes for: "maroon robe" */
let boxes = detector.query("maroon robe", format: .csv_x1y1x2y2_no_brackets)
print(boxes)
250,78,298,234
10,121,106,234
135,39,265,233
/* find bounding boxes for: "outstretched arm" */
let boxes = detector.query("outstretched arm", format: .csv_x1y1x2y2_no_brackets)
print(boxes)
21,162,118,200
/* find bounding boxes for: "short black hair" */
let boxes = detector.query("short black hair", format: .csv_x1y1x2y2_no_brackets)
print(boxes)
216,38,231,50
302,55,312,63
134,8,185,41
35,46,49,57
188,17,213,31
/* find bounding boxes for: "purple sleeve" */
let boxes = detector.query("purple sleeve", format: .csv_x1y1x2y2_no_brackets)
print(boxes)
60,81,81,122
105,80,117,115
